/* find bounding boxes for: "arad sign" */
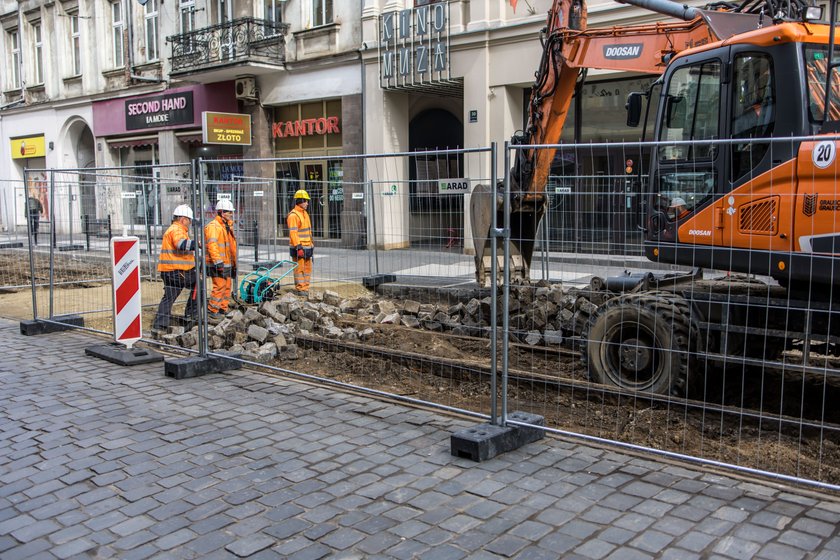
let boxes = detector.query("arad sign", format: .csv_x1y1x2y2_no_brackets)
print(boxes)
125,91,194,130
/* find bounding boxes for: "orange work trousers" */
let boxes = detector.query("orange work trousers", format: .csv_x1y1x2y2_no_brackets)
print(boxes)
209,277,232,313
294,257,312,292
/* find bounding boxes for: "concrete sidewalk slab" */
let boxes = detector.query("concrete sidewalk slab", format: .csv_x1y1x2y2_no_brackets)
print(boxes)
1,319,839,559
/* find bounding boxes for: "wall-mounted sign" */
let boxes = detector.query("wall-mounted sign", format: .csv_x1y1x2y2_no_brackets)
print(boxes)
379,2,450,89
469,110,478,123
125,91,194,130
202,111,252,145
272,117,340,139
438,179,470,193
11,135,46,159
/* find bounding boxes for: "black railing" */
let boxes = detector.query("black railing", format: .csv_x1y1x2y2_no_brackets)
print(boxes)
167,18,290,73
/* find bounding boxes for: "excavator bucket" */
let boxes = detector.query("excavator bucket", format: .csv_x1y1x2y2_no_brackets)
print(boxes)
470,183,546,287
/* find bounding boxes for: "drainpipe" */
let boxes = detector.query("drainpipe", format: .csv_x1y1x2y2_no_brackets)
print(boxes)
124,0,133,82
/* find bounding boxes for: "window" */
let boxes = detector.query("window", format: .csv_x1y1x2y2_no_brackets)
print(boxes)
112,2,124,68
730,53,775,179
309,0,333,27
33,22,44,84
8,30,20,89
805,44,840,123
70,15,81,75
265,0,283,24
179,0,195,34
264,0,283,35
144,0,159,62
658,61,721,161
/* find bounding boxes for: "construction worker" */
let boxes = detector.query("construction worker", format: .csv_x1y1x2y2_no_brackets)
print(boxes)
152,205,198,334
669,197,690,220
205,198,238,319
287,189,314,295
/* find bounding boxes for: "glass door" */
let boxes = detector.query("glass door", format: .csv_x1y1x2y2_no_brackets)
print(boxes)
301,161,326,238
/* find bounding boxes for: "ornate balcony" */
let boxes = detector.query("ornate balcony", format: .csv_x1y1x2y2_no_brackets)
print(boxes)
167,18,290,76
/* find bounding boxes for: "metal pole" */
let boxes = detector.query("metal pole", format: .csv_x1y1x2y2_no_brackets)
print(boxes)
142,179,153,277
501,142,512,427
195,159,208,356
541,197,549,281
253,219,259,262
48,170,56,319
24,170,38,321
489,143,499,426
68,180,75,248
369,178,380,274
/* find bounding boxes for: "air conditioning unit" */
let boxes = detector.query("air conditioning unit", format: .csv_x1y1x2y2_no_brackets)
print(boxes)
235,77,258,100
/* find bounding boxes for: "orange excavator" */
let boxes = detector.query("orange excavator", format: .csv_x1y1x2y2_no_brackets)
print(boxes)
471,0,840,395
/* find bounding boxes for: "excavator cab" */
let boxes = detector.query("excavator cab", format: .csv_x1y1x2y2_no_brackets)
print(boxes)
643,31,840,292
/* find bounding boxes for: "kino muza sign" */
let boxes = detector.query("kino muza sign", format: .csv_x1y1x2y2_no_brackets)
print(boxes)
379,2,450,88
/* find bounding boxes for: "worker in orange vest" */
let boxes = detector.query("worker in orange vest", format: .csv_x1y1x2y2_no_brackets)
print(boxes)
152,205,197,334
287,189,314,295
204,198,238,320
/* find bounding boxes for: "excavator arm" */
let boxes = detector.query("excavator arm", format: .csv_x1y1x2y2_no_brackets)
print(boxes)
472,0,757,286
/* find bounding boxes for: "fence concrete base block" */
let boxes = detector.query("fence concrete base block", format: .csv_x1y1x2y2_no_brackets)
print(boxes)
57,244,85,252
362,274,397,288
0,242,23,249
165,352,242,380
20,315,85,336
85,343,164,366
450,411,545,462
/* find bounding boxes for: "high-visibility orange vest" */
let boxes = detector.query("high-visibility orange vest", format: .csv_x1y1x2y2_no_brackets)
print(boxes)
287,205,313,248
158,221,195,272
204,215,238,274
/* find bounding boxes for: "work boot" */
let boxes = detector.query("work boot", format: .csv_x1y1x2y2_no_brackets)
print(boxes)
207,311,224,323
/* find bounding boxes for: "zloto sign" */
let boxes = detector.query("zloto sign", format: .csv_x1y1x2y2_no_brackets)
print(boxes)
380,2,450,89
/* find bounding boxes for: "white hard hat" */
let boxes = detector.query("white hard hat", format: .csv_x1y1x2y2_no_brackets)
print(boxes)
216,199,235,212
173,204,194,220
669,197,687,208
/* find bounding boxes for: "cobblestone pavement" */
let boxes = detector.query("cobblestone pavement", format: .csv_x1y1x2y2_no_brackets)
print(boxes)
2,320,840,559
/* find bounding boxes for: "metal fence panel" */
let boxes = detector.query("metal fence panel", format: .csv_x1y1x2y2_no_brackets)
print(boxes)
502,136,840,488
8,136,839,490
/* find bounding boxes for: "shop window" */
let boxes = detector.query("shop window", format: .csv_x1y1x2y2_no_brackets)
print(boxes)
272,100,343,152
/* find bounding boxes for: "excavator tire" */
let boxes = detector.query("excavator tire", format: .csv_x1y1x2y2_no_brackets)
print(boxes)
583,291,697,396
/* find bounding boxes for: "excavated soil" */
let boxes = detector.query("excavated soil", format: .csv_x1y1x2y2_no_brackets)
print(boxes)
3,248,839,486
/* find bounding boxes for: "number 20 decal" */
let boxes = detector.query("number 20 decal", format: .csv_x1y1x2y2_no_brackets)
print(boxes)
813,140,837,169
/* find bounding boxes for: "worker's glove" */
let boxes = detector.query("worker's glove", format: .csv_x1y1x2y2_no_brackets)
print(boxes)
296,245,304,259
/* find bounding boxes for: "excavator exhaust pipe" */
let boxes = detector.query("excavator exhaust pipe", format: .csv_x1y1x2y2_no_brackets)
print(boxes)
470,183,547,287
615,0,698,21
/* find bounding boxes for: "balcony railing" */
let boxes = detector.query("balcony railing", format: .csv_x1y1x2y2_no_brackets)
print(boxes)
168,18,290,74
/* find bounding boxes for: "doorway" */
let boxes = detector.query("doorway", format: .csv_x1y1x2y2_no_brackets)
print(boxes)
301,161,325,238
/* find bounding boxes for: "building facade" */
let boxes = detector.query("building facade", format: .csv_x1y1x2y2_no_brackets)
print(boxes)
0,0,690,252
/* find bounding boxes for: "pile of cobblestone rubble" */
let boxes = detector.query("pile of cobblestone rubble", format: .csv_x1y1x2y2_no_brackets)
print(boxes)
155,282,610,362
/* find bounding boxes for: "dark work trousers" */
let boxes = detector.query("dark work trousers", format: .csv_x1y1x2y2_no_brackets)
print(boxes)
28,212,39,244
152,270,198,330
